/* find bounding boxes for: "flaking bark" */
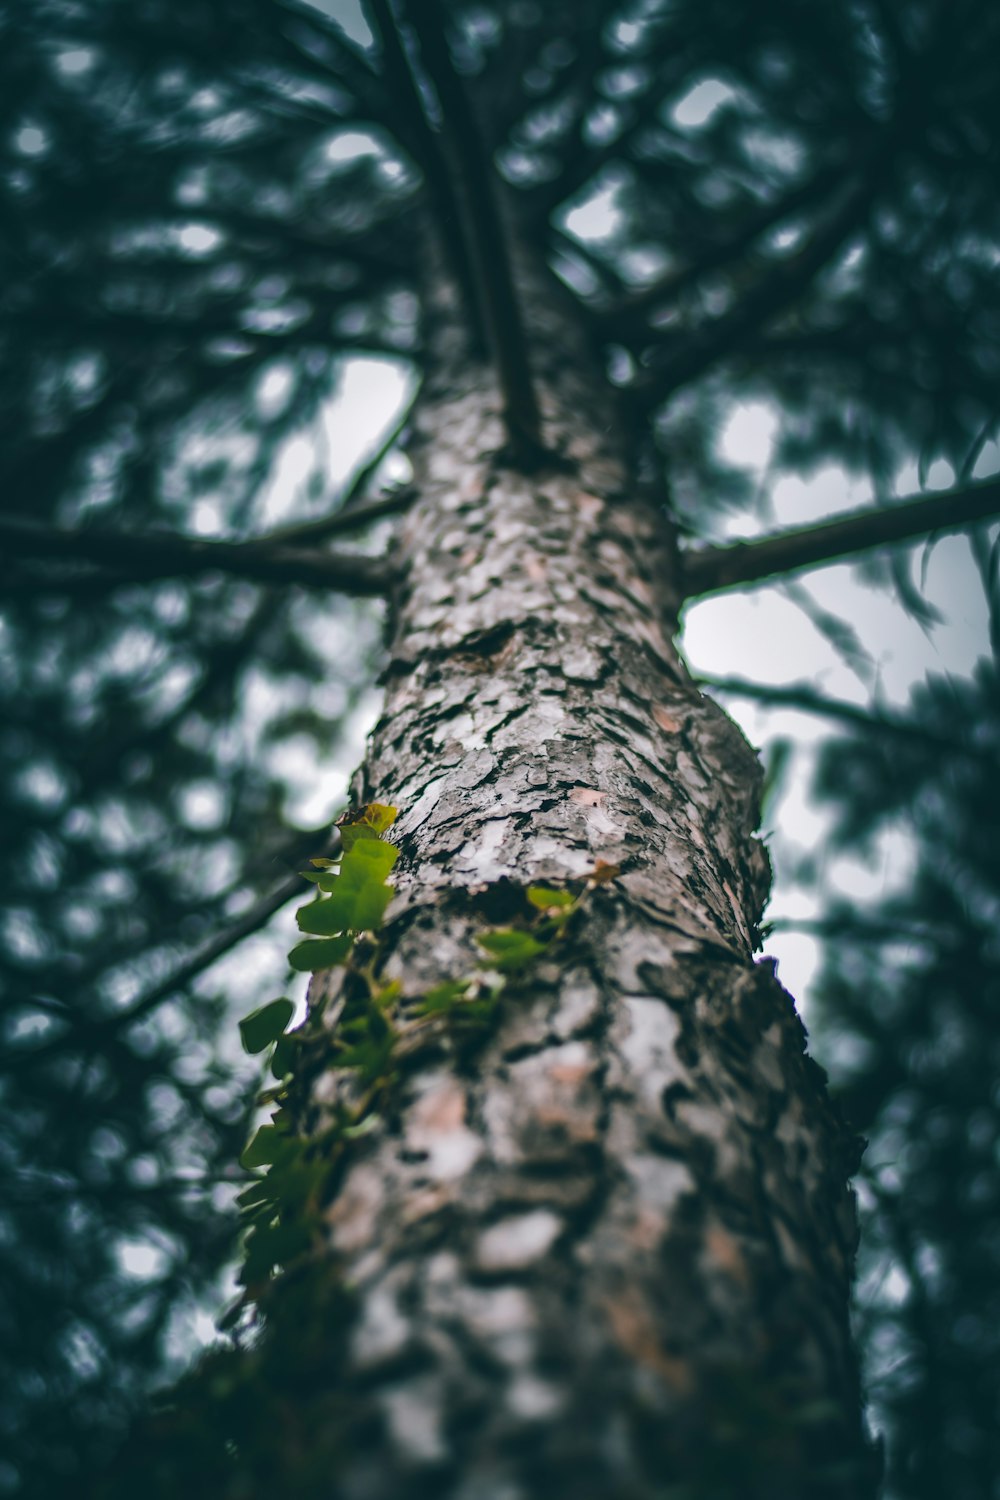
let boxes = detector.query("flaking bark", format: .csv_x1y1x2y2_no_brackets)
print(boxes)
296,244,874,1499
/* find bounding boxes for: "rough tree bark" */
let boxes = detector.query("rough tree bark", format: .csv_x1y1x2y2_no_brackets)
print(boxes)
96,225,877,1498
286,240,875,1499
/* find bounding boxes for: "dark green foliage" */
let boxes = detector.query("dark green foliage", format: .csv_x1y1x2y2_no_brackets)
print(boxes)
808,564,1000,1500
1,1,998,1496
0,5,388,1493
92,1265,360,1500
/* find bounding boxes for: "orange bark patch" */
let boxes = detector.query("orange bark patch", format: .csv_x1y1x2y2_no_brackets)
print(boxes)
652,704,681,733
570,786,606,807
573,491,605,524
399,1183,452,1226
705,1222,750,1287
603,1290,693,1394
325,1163,383,1254
547,1059,593,1086
412,1079,467,1134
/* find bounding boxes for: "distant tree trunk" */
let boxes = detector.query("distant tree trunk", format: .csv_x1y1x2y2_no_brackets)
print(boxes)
295,239,874,1499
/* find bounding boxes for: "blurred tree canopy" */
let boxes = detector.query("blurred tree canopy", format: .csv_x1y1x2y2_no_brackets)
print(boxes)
0,1,998,1496
806,567,1000,1500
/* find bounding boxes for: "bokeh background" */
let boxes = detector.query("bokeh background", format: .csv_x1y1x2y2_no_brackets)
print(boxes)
1,3,997,1497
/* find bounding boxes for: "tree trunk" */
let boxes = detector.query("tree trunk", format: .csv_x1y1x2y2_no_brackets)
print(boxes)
296,248,874,1499
102,238,875,1500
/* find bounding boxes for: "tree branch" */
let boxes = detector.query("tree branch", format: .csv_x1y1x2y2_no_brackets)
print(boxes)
110,864,321,1032
367,0,488,358
401,0,545,462
264,487,416,547
0,518,395,596
4,827,340,1072
264,392,419,546
638,175,878,405
682,476,1000,599
697,674,981,757
600,158,847,333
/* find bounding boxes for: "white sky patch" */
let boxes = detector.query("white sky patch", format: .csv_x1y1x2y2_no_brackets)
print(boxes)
297,0,373,47
718,402,778,471
826,828,917,904
55,48,95,76
15,125,48,157
320,358,412,486
256,362,295,420
256,357,412,529
178,782,226,832
562,182,623,243
766,931,821,1015
191,499,224,535
176,223,221,256
613,21,642,49
118,1240,169,1280
670,78,737,129
326,129,380,165
771,466,872,525
742,128,803,175
880,1264,912,1308
273,685,382,827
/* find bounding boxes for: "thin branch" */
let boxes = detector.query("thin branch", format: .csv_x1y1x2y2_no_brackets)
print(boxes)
768,914,954,945
264,392,419,546
264,486,416,547
637,175,878,405
697,675,982,757
599,158,847,333
682,475,1000,599
367,0,488,356
109,863,322,1032
0,518,395,596
4,828,339,1072
401,0,545,462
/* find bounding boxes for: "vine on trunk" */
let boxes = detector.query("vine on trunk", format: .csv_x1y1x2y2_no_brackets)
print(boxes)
229,803,619,1316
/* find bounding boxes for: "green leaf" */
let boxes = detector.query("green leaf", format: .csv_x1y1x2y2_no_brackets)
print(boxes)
358,837,399,876
419,979,473,1015
527,885,575,912
296,899,349,936
238,997,294,1054
335,1011,396,1081
270,1034,297,1079
240,1217,312,1283
236,1180,274,1211
373,979,402,1009
337,802,398,851
477,928,548,972
298,839,398,934
239,1124,294,1170
288,935,353,971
